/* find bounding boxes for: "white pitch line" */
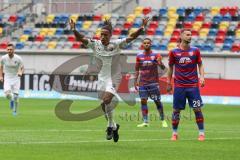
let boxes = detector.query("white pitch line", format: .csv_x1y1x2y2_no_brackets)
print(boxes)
0,129,239,133
0,137,240,145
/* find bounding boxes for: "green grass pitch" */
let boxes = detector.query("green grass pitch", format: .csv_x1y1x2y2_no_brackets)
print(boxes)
0,97,240,160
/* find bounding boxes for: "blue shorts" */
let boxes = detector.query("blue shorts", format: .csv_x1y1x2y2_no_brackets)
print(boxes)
139,84,161,101
173,87,203,110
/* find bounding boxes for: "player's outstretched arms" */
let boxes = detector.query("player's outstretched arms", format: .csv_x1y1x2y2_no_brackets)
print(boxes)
126,17,150,43
69,19,89,45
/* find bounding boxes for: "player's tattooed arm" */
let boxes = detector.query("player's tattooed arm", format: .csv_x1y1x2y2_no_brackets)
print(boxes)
0,64,3,82
69,19,89,45
126,17,150,43
198,63,205,87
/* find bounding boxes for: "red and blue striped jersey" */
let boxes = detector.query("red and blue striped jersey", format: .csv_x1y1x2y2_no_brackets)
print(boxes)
168,46,202,87
136,51,162,86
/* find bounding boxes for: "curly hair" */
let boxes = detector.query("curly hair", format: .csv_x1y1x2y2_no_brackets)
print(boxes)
101,19,112,34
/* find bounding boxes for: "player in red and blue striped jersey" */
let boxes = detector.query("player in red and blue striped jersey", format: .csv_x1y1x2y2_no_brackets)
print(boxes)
167,29,205,141
134,38,168,128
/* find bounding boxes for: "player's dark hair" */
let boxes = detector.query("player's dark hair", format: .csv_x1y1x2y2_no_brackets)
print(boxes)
143,38,152,42
178,28,192,43
7,43,14,47
102,19,112,34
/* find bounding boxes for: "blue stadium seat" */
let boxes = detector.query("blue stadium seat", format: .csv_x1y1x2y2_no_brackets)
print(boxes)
224,37,234,44
222,43,232,51
158,44,167,50
222,13,232,21
213,14,222,23
23,28,32,35
159,8,167,15
60,14,69,23
15,42,24,49
193,44,203,50
186,13,195,21
54,15,61,22
76,21,82,28
208,29,217,36
177,7,185,16
155,29,163,35
202,43,214,51
55,28,64,35
193,7,203,15
17,15,26,24
0,15,2,21
133,20,141,28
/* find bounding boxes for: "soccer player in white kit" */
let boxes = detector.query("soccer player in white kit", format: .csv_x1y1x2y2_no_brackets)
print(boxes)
0,43,24,116
69,18,149,142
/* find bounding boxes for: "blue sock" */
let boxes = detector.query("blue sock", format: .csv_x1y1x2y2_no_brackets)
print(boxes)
172,111,180,132
141,104,148,123
154,100,164,120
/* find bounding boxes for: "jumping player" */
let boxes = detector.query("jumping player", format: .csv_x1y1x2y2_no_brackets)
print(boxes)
135,38,168,128
167,29,205,141
69,17,149,142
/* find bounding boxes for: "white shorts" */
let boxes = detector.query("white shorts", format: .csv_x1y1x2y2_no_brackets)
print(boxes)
98,79,120,96
4,77,21,94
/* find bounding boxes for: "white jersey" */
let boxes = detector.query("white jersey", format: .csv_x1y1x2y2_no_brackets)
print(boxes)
87,38,127,82
0,54,24,79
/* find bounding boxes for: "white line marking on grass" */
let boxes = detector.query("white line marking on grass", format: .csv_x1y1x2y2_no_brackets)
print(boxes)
0,129,240,133
0,137,240,145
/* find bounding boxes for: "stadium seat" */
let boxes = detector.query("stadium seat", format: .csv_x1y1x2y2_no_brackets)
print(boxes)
149,21,158,29
211,22,219,29
0,42,8,49
168,7,177,16
55,28,64,35
158,44,167,50
72,42,81,49
202,43,214,51
82,21,92,29
193,7,203,15
123,22,132,29
219,21,230,30
193,21,202,30
15,42,24,49
23,28,32,35
143,7,152,15
186,13,195,22
164,28,174,36
35,35,45,42
217,29,227,36
211,7,220,16
113,28,121,35
168,43,177,51
231,43,240,52
47,28,56,36
176,7,185,16
146,28,156,35
170,36,179,43
93,14,102,21
220,7,229,15
155,28,163,35
67,35,76,42
134,6,143,15
183,22,193,29
40,28,48,36
17,15,26,24
48,41,57,49
133,20,142,28
0,27,3,34
70,14,79,22
212,14,222,23
199,28,209,37
60,14,69,23
202,22,211,28
222,43,232,51
159,8,167,15
215,36,225,43
172,29,181,36
20,35,29,42
192,30,199,36
195,13,204,21
227,29,235,36
8,15,17,22
46,14,55,23
102,14,111,21
229,6,238,16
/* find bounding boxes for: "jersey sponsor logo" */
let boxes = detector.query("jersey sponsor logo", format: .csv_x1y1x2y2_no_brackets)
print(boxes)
179,57,192,64
142,60,153,66
189,51,194,56
150,56,155,60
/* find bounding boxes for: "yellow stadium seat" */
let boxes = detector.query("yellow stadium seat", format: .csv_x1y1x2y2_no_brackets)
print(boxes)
211,7,220,16
127,17,135,23
0,27,3,34
236,29,240,38
134,6,143,13
168,43,177,51
169,14,179,20
219,21,229,30
193,21,203,30
40,28,48,36
20,35,29,42
95,28,102,36
46,14,55,23
127,14,136,22
168,7,177,16
129,28,138,35
82,21,92,29
48,41,57,49
199,28,209,37
70,14,79,22
47,28,56,36
167,21,176,28
164,28,174,37
102,14,111,21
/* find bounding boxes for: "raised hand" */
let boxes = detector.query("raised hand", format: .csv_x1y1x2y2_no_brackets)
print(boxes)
69,19,76,30
141,17,150,28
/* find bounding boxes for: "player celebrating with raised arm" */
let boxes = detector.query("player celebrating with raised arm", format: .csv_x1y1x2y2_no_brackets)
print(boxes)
0,43,24,116
167,29,205,141
135,38,168,128
69,17,149,142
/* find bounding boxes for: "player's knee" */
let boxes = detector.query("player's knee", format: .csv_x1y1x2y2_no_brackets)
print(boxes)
103,96,112,105
141,99,147,105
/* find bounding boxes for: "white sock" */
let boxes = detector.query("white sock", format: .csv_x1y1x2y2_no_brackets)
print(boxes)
13,94,19,112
